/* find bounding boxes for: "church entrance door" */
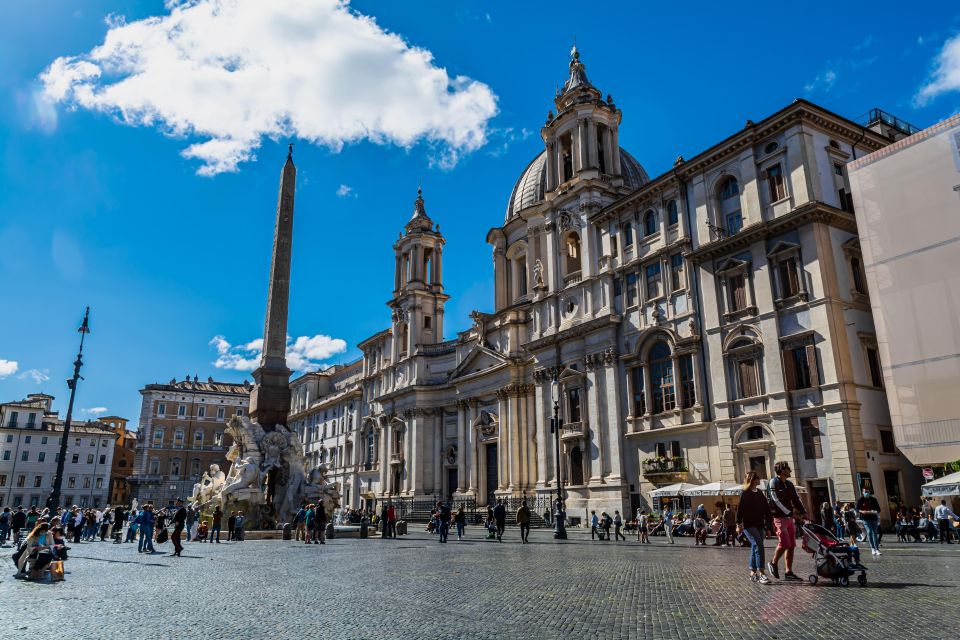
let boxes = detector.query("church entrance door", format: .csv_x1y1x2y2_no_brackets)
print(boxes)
485,443,498,505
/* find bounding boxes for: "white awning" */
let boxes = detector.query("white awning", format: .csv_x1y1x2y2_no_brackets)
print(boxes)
922,470,960,497
682,481,741,497
649,482,700,498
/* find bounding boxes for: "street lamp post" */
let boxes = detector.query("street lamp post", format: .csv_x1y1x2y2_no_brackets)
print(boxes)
47,307,91,512
550,370,567,540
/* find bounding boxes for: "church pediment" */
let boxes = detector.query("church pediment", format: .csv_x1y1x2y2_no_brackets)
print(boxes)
449,345,509,381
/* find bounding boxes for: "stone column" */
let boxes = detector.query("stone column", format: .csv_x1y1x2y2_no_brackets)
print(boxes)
577,119,587,172
586,365,602,482
379,421,389,494
611,127,621,175
545,142,556,190
534,378,548,489
587,122,598,169
456,401,467,492
405,415,416,495
603,352,624,483
496,389,509,491
509,387,521,491
468,400,479,494
432,412,442,496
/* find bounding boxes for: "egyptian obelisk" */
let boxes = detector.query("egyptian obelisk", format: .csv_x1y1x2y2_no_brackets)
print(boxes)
249,144,296,430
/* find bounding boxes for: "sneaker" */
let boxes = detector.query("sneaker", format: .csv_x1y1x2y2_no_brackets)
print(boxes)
750,573,759,582
767,562,780,579
873,549,881,556
784,571,802,581
757,574,771,584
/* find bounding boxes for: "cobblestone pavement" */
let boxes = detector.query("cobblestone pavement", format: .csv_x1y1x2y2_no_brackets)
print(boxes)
1,527,958,640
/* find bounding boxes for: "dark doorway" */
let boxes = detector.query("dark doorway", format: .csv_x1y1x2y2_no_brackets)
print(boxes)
485,443,498,505
749,456,768,479
884,469,902,522
809,481,831,526
570,446,584,486
446,467,458,501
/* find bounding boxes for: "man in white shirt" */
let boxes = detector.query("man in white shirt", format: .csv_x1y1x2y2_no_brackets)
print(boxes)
934,499,958,544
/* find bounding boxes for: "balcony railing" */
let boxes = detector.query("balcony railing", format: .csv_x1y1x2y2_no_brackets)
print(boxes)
864,108,921,136
641,457,688,475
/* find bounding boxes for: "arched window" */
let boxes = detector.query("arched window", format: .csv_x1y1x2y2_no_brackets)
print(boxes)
717,177,742,235
667,200,679,227
728,337,761,400
570,446,584,486
193,430,204,447
423,248,434,283
650,341,676,413
644,210,658,236
152,429,163,447
149,458,160,475
174,430,184,447
564,232,582,274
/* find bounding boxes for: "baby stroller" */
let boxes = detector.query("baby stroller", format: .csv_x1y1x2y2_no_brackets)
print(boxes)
801,522,866,587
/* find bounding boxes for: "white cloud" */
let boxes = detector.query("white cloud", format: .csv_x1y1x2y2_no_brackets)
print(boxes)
210,333,346,372
40,0,499,175
336,184,355,198
18,368,50,384
804,69,837,95
916,33,960,106
0,360,18,378
83,407,109,415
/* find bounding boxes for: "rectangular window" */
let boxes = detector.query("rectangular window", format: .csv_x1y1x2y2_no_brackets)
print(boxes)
766,163,786,201
37,452,45,462
801,417,823,459
726,211,743,235
86,454,94,464
834,162,844,176
838,188,854,213
424,315,432,329
41,437,47,445
20,451,28,461
157,403,166,416
655,442,667,458
729,273,747,311
737,358,759,398
236,408,243,417
96,478,103,489
610,231,619,258
75,438,80,446
0,475,5,486
626,272,638,307
71,454,79,464
567,388,582,423
198,406,206,418
622,222,633,248
879,429,896,454
24,436,31,444
16,475,25,487
670,441,682,458
7,411,18,427
5,435,11,442
679,355,695,409
99,455,106,465
2,451,8,460
782,341,818,390
83,477,91,489
214,431,223,446
178,405,186,416
866,347,884,388
670,254,684,291
646,263,662,300
33,475,41,488
613,277,622,302
26,413,35,427
778,257,800,298
217,407,225,420
630,367,646,416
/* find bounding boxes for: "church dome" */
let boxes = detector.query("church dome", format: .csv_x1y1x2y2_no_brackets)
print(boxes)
504,148,649,221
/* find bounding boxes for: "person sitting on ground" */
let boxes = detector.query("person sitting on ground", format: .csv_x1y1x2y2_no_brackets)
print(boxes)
17,522,54,578
49,525,70,560
197,520,209,542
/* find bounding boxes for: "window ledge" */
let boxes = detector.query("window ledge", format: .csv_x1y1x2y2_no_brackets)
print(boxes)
723,306,758,323
774,292,809,308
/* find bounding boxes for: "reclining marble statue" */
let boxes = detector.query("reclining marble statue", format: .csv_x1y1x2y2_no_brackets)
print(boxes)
193,415,340,530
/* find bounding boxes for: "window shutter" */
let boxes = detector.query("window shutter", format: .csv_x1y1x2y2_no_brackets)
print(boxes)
781,347,796,390
655,442,666,458
787,259,800,295
670,441,682,458
805,344,820,387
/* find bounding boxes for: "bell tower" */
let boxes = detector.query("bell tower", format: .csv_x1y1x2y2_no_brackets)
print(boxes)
542,46,625,190
389,188,449,361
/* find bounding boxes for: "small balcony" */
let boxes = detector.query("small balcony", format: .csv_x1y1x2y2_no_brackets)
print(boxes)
390,453,404,466
561,422,586,441
641,457,689,482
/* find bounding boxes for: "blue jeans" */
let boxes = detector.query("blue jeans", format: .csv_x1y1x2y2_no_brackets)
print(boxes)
212,525,221,542
438,523,448,543
862,518,880,551
0,524,8,544
743,527,765,571
138,525,155,552
455,522,464,539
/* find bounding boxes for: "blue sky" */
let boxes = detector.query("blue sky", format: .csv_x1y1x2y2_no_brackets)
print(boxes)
1,0,959,423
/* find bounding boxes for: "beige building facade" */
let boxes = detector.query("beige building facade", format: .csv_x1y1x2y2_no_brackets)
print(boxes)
849,112,960,473
129,377,249,505
289,51,921,525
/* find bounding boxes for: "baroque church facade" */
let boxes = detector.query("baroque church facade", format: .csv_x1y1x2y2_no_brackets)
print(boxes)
289,49,920,524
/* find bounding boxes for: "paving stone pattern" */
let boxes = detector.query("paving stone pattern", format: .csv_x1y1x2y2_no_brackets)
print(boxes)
1,529,958,639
